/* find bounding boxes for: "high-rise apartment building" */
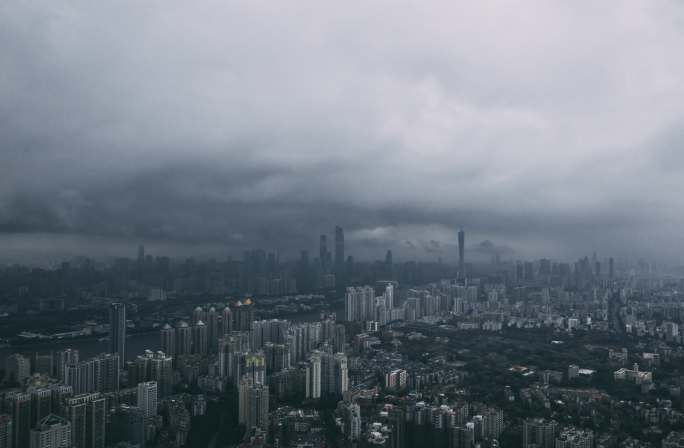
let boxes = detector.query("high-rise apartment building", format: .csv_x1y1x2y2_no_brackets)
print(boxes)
160,323,176,357
523,418,558,448
65,393,105,448
238,377,269,432
6,391,30,448
5,354,30,384
136,381,158,419
109,303,126,361
29,414,71,448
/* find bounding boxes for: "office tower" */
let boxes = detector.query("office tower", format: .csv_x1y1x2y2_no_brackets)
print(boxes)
109,405,145,448
5,392,30,448
221,305,233,334
609,257,615,279
458,228,465,281
5,354,30,384
137,245,145,264
136,382,158,418
523,418,558,448
65,393,105,448
334,226,345,274
55,349,79,382
238,378,269,432
206,307,219,352
160,323,176,357
233,299,255,332
192,321,208,355
319,234,328,270
29,414,71,448
0,414,11,448
33,353,54,377
109,303,126,361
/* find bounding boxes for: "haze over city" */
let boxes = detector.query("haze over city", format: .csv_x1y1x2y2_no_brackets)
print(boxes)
3,1,684,264
6,3,684,448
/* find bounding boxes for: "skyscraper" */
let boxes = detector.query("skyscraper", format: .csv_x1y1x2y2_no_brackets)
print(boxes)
523,418,558,448
334,226,345,275
175,321,192,356
233,299,254,332
29,414,71,448
5,354,30,384
206,307,219,352
160,323,176,357
458,228,465,281
344,286,375,322
6,391,30,448
109,405,145,448
55,349,79,382
109,303,126,361
305,351,322,399
136,381,158,418
238,377,269,432
222,305,233,335
65,393,105,448
192,321,208,355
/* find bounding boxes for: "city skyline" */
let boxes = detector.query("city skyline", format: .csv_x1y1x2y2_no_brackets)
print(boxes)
3,2,684,264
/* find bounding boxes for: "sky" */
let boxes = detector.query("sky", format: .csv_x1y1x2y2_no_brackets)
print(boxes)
2,1,684,264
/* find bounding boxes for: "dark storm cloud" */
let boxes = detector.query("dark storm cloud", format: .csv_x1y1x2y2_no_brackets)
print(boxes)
2,0,684,263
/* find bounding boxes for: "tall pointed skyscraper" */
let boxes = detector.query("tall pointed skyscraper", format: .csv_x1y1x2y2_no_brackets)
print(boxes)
458,228,465,281
109,303,126,361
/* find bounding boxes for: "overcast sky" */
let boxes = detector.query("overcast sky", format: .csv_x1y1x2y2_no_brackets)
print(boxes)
2,1,684,264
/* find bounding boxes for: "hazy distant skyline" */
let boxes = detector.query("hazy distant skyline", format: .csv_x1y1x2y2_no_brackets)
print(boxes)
2,1,684,263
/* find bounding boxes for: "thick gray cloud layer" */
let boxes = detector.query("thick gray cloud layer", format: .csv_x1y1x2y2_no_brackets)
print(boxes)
2,1,684,262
